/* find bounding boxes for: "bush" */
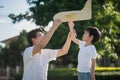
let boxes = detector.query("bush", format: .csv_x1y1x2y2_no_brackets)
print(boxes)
95,67,120,80
14,73,23,80
96,71,120,80
48,68,120,80
15,67,120,80
48,68,77,80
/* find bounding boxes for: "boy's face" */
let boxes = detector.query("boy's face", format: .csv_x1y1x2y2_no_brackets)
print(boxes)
82,31,93,42
32,32,44,45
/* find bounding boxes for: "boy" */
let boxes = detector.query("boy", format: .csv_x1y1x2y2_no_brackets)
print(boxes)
22,20,72,80
68,21,101,80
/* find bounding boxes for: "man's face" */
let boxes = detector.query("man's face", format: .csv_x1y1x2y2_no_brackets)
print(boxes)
36,32,44,42
32,32,44,45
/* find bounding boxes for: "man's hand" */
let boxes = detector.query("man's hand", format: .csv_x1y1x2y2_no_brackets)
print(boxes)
57,32,72,57
67,31,73,41
52,19,62,30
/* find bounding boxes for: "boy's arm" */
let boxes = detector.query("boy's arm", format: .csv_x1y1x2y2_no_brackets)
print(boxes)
32,19,61,56
68,21,79,45
57,32,72,57
91,59,96,80
72,34,79,45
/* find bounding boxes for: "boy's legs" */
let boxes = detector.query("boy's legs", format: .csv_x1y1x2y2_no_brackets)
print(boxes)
78,72,90,80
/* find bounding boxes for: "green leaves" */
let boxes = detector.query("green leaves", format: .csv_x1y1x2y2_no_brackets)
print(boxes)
0,30,28,67
7,0,120,66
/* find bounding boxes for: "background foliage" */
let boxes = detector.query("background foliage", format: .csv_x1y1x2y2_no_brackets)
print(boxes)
14,67,120,80
0,30,28,67
0,0,120,67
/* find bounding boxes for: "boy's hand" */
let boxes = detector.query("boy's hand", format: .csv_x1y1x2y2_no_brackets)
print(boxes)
71,30,77,40
52,19,62,30
67,30,77,41
68,21,74,32
68,21,79,45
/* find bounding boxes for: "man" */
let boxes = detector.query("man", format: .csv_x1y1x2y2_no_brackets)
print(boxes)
22,19,73,80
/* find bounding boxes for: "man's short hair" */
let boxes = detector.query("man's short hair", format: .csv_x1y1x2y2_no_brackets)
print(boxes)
27,28,44,46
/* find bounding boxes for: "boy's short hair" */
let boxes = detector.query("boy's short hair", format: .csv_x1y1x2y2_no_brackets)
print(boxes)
85,27,101,44
27,28,44,46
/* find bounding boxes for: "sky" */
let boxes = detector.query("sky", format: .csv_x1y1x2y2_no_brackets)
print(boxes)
0,0,52,47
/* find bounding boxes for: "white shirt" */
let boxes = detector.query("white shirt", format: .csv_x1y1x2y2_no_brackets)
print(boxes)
77,40,97,72
22,46,58,80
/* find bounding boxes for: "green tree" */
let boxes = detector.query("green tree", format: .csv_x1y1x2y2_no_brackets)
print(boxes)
9,0,120,66
92,0,120,66
0,30,28,67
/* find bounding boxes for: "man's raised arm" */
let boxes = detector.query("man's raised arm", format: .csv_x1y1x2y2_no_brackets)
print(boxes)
32,19,62,55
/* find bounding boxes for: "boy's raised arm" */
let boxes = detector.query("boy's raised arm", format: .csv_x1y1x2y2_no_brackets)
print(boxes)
68,21,79,45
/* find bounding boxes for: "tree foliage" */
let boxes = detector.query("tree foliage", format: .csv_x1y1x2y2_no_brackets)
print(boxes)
0,30,28,67
8,0,120,66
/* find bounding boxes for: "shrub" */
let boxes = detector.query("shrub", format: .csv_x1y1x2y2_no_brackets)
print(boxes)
15,67,120,80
